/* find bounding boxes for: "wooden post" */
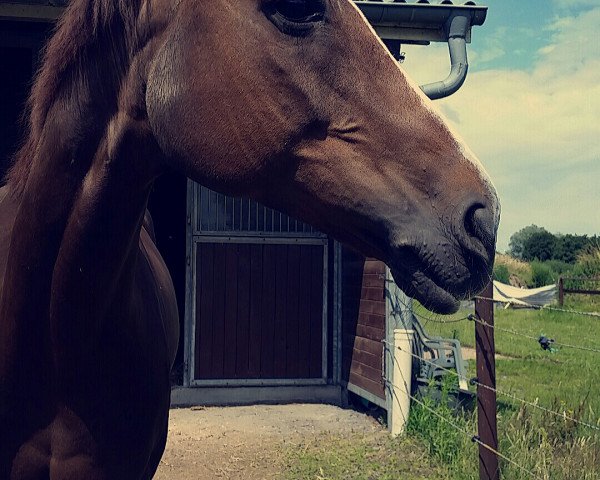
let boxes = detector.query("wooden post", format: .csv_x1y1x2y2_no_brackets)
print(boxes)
558,277,564,307
475,282,499,480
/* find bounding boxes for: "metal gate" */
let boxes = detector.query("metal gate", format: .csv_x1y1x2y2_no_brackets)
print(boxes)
185,182,329,387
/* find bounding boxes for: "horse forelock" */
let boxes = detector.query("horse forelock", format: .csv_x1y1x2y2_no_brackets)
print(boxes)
5,0,144,199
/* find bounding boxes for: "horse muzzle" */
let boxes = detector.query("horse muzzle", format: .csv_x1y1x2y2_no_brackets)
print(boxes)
389,196,498,314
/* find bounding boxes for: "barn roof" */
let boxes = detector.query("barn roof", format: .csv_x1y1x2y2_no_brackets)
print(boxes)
0,1,487,41
0,1,64,22
354,0,488,44
357,0,484,3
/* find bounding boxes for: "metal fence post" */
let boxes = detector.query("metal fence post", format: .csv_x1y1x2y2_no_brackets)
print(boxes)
475,282,499,480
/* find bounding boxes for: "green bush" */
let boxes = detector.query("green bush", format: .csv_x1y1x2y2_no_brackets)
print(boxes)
530,260,556,287
543,259,573,277
572,245,600,278
495,253,532,287
493,264,510,284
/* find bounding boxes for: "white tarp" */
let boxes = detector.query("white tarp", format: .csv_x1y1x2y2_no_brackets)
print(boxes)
492,280,556,307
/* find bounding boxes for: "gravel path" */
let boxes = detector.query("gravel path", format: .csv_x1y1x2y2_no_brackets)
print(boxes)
154,404,381,479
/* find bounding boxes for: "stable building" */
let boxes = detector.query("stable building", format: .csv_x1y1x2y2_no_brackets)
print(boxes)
177,184,410,408
0,0,487,427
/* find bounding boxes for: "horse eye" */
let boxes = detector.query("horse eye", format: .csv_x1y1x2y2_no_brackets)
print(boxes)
265,0,326,36
274,0,325,21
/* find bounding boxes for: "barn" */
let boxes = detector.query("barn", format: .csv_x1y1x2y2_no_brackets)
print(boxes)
0,0,487,428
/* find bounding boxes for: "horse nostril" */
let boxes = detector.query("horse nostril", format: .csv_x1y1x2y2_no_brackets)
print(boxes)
464,203,496,257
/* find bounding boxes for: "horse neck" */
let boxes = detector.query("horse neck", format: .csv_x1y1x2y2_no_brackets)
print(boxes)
0,22,160,392
6,0,147,198
1,115,161,392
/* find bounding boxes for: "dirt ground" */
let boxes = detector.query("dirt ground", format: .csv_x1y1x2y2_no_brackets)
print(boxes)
154,404,381,480
462,346,512,360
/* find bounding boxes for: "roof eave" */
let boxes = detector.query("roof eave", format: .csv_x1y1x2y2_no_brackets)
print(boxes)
354,1,488,44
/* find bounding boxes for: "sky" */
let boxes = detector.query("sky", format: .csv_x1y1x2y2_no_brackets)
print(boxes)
399,0,600,252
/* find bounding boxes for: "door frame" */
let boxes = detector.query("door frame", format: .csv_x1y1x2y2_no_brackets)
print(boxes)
184,181,330,387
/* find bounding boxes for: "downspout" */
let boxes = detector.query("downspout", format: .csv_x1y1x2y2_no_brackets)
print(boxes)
420,13,471,100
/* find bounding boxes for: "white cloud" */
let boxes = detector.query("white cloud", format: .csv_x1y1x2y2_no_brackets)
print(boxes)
400,7,600,251
400,43,450,88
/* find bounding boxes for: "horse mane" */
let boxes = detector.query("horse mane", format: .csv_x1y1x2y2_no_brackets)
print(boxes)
5,0,144,198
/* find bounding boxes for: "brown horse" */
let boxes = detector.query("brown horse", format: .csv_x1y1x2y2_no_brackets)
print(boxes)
0,0,499,478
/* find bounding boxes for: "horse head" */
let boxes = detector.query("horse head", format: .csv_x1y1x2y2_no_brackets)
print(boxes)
146,0,499,314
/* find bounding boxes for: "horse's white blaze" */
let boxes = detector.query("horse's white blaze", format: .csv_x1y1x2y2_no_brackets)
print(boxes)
346,0,500,221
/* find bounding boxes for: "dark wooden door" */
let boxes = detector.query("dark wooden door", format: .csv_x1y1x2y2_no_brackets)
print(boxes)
188,184,328,384
193,242,325,381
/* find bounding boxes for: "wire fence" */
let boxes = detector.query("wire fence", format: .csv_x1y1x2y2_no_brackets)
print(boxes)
387,341,600,433
386,343,543,480
394,290,600,479
408,296,600,354
473,296,600,318
466,314,600,355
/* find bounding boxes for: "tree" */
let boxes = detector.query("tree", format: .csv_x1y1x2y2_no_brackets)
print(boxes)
522,230,557,261
508,225,548,259
553,234,589,264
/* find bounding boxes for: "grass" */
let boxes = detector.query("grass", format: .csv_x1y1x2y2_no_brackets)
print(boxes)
413,297,600,479
418,298,600,415
282,431,449,479
283,297,600,479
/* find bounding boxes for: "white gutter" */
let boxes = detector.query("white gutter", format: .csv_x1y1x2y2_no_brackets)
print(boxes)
354,1,488,100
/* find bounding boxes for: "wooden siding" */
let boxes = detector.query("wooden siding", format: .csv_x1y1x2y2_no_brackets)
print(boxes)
342,249,386,400
194,243,324,380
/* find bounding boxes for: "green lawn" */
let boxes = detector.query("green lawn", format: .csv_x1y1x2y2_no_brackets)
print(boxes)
283,298,600,479
418,300,600,421
282,432,450,480
414,298,600,479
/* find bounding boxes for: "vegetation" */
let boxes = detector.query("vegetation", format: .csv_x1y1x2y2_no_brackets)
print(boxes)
282,296,600,479
492,263,511,284
522,229,558,262
496,243,600,288
572,245,600,279
494,253,533,286
283,432,448,479
508,224,599,264
542,259,573,277
530,259,555,287
406,376,468,466
415,297,600,479
554,235,593,264
508,225,548,261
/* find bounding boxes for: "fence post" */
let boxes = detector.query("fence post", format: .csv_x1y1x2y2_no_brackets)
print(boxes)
475,282,499,480
558,277,564,307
